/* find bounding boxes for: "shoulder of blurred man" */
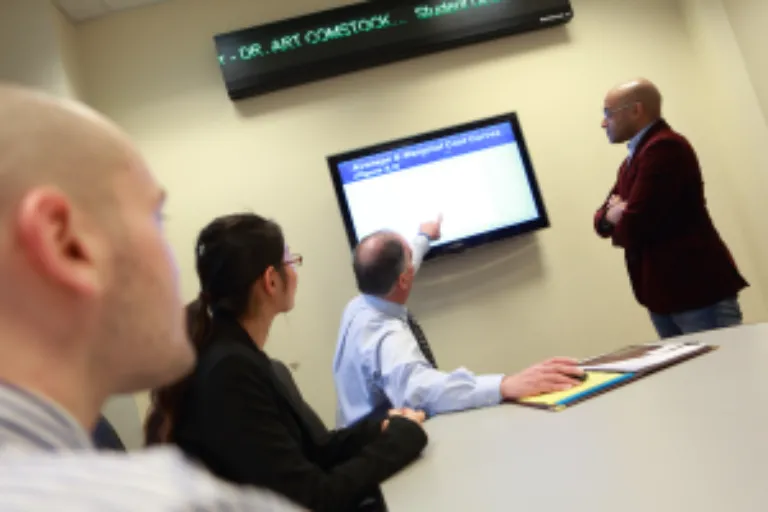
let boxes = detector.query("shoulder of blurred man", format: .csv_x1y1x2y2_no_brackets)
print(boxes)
0,445,302,510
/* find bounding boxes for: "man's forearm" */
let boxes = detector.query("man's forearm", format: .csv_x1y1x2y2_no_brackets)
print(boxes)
421,373,504,416
394,366,504,417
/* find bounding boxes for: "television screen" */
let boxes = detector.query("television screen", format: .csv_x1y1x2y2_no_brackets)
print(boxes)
327,112,549,260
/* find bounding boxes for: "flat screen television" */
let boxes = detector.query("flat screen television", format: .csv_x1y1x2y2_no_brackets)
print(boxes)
327,112,549,260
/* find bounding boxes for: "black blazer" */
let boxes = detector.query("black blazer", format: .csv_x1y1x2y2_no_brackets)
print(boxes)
92,416,125,451
269,359,329,442
173,315,427,512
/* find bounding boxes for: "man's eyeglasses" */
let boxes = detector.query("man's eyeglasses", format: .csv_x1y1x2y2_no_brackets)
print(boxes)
285,253,303,268
603,102,636,119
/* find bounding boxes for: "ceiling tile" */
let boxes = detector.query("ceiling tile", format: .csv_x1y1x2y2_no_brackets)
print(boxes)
55,0,171,22
55,0,109,21
102,0,167,10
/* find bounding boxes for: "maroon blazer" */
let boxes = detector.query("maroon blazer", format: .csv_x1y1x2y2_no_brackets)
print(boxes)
594,120,747,314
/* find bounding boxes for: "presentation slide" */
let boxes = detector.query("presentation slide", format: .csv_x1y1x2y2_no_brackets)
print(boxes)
336,122,541,247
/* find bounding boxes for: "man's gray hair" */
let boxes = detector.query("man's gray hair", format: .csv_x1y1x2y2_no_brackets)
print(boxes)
353,232,406,296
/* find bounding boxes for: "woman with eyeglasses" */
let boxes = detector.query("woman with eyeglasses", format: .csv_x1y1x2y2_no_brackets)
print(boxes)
144,213,427,512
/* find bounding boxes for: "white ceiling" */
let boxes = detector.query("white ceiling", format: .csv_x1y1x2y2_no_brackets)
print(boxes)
54,0,169,22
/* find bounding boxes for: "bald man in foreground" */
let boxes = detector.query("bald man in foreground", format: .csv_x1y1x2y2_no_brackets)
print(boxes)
0,85,299,510
333,219,584,427
595,79,748,338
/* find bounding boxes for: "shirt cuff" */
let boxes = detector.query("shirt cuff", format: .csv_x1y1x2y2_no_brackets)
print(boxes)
410,235,431,271
476,374,504,407
413,233,431,247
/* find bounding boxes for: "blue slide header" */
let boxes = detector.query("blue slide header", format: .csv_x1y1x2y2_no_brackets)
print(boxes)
337,122,515,185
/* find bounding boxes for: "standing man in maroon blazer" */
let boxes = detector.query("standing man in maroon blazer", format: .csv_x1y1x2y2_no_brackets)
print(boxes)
594,78,748,338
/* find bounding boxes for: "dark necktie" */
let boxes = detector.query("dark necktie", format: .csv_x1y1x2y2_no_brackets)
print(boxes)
406,312,438,369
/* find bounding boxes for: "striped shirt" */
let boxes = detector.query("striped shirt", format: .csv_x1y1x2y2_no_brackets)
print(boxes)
0,382,304,511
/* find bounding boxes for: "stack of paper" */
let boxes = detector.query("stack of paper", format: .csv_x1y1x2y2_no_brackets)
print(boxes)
579,342,706,373
519,371,635,408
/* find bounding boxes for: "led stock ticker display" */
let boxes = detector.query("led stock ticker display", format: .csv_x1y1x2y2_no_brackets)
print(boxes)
221,13,399,63
214,0,573,99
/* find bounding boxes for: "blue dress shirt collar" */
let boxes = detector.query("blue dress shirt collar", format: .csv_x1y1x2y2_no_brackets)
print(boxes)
362,294,408,320
627,120,659,160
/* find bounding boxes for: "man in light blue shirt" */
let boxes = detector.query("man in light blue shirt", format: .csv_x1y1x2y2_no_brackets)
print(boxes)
333,217,583,427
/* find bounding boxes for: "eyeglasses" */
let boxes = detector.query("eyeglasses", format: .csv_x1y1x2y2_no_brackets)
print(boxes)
285,253,303,268
603,102,636,119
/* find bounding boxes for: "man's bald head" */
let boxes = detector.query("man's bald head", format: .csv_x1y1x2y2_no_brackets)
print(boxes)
0,84,192,430
0,85,137,218
610,78,662,119
353,231,411,297
602,78,663,144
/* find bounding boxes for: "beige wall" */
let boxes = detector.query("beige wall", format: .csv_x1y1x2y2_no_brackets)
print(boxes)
0,1,80,99
722,0,768,123
0,0,72,96
679,0,768,305
54,4,84,100
72,0,768,426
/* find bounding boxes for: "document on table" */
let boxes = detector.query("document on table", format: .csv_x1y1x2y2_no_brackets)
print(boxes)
519,371,634,408
579,342,707,373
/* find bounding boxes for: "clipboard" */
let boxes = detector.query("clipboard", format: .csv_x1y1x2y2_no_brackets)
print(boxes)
513,341,717,412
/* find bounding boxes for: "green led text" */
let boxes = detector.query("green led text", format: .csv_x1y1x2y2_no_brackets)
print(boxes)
222,12,404,66
415,0,503,20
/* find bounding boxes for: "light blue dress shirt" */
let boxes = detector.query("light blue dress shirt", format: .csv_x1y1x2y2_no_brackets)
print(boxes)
333,235,504,427
627,120,658,162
